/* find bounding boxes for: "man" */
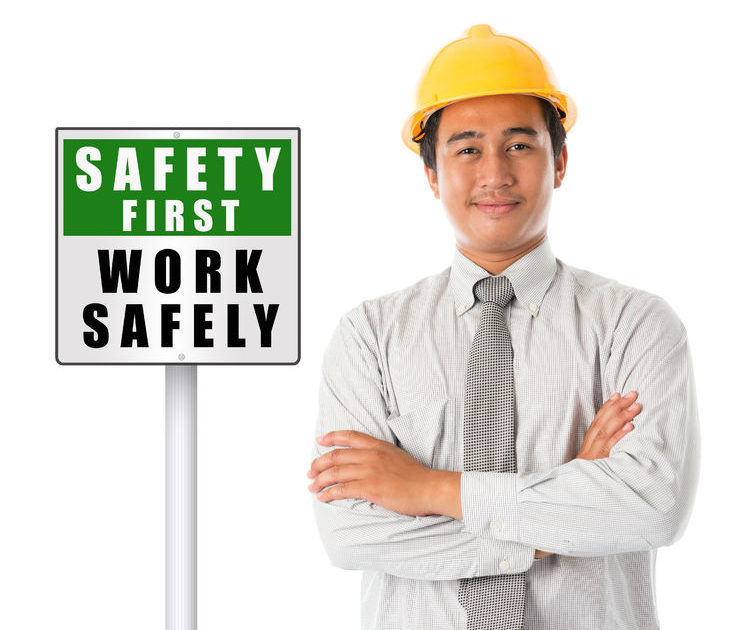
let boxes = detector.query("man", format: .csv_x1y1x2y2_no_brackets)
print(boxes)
307,24,699,630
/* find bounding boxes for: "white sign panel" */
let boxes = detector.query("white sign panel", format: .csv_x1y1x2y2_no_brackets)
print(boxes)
56,127,300,364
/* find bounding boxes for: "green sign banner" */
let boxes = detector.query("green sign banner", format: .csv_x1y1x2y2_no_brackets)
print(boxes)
63,138,291,236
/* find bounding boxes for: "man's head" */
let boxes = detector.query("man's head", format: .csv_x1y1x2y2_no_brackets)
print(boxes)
421,93,568,261
401,24,576,269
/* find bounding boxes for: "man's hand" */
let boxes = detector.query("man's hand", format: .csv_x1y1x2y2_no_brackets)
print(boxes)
535,390,642,559
307,430,461,517
575,391,640,461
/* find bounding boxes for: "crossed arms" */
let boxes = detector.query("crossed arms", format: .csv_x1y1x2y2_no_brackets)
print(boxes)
308,294,700,579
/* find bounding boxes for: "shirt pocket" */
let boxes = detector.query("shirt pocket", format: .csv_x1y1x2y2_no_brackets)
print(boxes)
385,397,461,472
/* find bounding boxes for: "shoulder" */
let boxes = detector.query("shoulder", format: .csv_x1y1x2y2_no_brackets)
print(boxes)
336,266,452,343
557,259,686,345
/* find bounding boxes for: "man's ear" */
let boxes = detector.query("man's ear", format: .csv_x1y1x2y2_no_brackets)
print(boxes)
424,164,440,199
553,144,568,189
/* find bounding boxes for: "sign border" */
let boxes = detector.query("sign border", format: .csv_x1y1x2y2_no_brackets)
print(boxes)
55,126,301,366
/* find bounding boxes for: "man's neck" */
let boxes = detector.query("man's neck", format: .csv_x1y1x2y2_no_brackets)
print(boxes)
458,234,547,275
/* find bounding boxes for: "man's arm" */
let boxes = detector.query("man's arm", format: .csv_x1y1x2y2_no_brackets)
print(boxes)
461,292,701,557
311,393,640,558
310,309,536,580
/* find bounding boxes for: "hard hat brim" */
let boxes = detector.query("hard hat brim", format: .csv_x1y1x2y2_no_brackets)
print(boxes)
401,89,577,155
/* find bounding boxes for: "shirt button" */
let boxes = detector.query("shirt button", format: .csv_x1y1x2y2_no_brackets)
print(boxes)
528,302,537,312
490,520,503,533
499,559,511,571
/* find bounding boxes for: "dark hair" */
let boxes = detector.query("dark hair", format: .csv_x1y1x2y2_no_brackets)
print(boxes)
418,96,567,172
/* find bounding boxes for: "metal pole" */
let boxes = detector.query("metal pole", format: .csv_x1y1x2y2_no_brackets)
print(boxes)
166,365,197,630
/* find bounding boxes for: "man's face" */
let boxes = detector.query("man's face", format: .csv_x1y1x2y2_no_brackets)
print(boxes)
425,94,567,258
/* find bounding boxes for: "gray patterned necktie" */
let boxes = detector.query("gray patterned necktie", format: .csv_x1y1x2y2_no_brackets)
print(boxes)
458,274,526,630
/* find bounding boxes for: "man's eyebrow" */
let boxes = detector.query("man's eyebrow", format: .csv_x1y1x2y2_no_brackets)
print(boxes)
445,127,539,145
502,126,539,138
446,130,483,145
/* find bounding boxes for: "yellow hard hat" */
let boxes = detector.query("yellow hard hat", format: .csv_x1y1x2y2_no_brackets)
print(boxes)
402,24,577,154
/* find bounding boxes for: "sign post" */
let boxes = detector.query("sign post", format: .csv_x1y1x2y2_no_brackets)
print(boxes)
56,127,300,629
166,364,197,630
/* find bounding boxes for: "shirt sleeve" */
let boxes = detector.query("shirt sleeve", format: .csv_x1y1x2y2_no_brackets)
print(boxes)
311,309,536,579
461,292,701,557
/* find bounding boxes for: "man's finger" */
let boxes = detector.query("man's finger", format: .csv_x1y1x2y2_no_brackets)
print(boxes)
600,392,621,409
315,481,369,503
308,447,370,477
617,403,641,428
605,421,635,453
601,400,641,436
597,392,636,421
316,429,382,449
308,464,367,494
594,395,640,436
611,391,637,414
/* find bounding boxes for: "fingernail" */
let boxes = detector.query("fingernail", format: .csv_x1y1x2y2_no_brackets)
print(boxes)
624,391,636,399
624,423,633,431
611,393,620,400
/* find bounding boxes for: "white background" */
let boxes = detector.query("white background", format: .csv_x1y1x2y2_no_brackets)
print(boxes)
0,2,730,629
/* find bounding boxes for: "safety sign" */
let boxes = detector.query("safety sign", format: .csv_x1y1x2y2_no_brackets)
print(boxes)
56,127,300,364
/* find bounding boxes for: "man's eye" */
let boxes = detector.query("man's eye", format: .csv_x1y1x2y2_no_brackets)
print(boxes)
509,143,530,151
458,147,478,155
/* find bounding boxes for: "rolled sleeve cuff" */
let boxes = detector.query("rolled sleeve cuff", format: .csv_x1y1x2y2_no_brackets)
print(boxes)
461,471,521,543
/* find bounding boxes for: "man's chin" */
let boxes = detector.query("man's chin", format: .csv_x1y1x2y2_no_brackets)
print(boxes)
458,238,517,257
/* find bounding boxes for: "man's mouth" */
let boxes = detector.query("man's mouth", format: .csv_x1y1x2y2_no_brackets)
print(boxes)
473,200,519,216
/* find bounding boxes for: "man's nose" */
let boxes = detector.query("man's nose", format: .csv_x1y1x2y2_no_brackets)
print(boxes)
476,152,514,189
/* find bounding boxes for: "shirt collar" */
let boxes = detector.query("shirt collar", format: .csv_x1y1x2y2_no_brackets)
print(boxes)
449,237,557,317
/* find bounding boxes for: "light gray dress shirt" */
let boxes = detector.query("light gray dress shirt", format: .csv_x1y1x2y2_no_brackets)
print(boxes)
311,237,700,630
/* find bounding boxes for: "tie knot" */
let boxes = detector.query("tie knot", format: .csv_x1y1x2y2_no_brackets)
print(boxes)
473,275,515,307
